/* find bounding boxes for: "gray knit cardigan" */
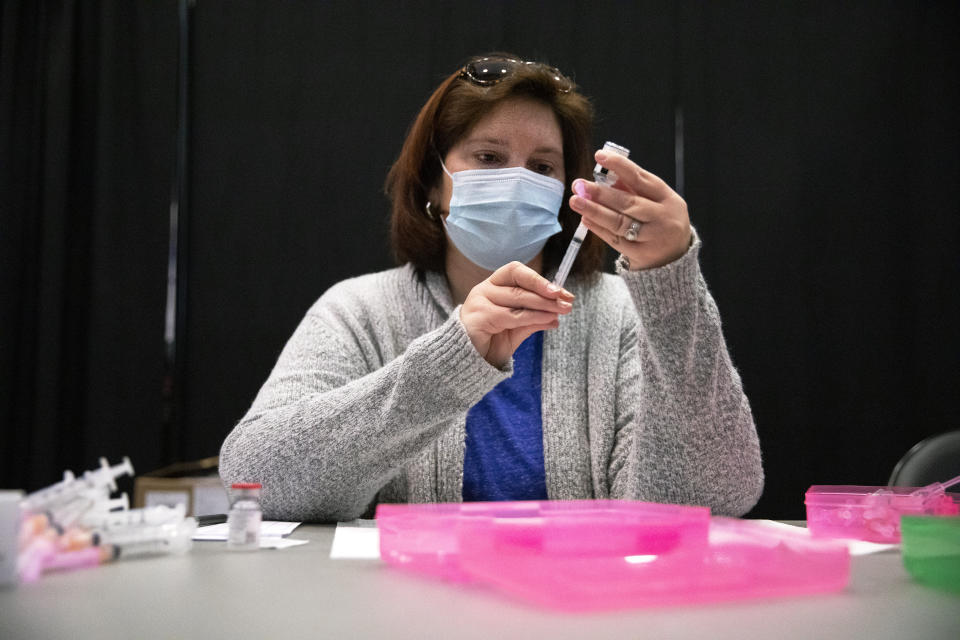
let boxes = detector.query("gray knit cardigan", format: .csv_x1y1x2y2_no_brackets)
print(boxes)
219,237,763,521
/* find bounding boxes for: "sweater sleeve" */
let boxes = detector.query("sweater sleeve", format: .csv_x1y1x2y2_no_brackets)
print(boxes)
608,233,764,516
218,279,510,522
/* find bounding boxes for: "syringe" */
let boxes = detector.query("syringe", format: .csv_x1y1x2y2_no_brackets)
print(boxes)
97,518,198,557
79,503,183,532
20,456,134,514
26,519,198,581
909,474,960,508
19,486,111,546
59,517,198,559
59,502,183,552
81,456,135,494
20,470,77,514
553,141,631,289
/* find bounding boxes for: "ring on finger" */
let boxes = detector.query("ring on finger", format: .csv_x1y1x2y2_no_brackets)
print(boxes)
624,219,642,242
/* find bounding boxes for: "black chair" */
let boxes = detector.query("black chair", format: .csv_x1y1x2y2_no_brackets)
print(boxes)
888,430,960,488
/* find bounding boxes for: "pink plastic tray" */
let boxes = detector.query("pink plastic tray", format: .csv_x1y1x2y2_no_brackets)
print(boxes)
806,485,960,543
376,500,849,610
376,499,708,583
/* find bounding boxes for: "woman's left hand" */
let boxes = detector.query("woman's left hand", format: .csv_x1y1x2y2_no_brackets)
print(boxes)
569,149,692,270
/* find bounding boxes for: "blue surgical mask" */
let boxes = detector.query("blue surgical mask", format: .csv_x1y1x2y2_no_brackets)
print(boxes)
441,161,565,271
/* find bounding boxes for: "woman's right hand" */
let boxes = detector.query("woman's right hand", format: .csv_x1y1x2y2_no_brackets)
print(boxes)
459,261,575,368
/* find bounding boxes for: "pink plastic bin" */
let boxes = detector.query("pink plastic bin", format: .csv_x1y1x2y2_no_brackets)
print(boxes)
806,485,960,543
376,500,708,583
376,500,849,610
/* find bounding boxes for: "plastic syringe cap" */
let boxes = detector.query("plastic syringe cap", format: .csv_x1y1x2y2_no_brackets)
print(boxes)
231,482,262,489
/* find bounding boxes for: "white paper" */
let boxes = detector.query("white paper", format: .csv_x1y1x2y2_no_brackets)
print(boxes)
260,537,309,549
330,520,381,559
752,519,899,556
192,520,302,541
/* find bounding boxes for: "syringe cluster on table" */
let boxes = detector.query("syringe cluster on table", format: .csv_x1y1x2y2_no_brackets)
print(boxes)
16,457,196,583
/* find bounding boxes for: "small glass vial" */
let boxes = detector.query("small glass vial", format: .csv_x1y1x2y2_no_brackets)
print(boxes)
227,482,262,551
593,141,631,185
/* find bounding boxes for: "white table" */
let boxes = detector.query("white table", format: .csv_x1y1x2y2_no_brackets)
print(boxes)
1,524,957,639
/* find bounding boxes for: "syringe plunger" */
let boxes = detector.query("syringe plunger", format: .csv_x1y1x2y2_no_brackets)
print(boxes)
83,456,135,492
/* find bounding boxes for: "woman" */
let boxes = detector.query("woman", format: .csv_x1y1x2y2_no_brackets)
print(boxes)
219,54,763,521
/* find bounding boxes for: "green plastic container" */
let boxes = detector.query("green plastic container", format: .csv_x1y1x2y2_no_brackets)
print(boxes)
901,514,960,593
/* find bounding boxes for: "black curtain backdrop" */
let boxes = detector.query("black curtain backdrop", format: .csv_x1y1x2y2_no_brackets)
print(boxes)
2,1,958,518
1,0,176,489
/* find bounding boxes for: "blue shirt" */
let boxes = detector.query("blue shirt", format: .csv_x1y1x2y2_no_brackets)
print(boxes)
462,331,548,501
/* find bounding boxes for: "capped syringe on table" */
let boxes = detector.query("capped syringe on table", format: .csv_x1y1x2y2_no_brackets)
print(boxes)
553,141,630,289
20,456,134,514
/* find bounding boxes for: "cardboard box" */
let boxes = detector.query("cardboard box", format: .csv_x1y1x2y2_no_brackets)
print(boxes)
132,457,230,517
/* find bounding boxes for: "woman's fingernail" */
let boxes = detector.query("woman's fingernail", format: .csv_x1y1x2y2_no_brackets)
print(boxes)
573,180,588,198
558,300,573,310
547,283,561,293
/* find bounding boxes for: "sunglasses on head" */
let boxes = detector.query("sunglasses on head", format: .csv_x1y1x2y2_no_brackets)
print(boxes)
458,56,574,94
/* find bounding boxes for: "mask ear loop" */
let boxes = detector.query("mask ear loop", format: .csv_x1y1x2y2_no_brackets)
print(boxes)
425,201,451,228
424,152,453,222
438,155,454,179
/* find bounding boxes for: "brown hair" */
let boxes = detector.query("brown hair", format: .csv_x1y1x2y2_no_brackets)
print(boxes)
385,54,606,278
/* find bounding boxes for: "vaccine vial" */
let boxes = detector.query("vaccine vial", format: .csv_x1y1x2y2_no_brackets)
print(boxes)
593,141,631,185
227,482,262,551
